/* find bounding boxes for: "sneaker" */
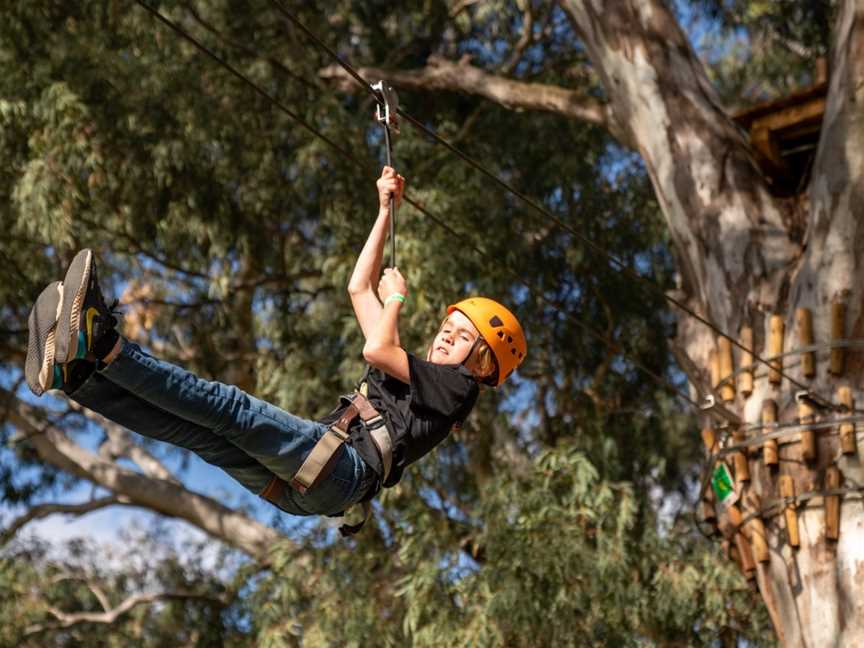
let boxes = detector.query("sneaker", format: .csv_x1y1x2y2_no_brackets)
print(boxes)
54,249,117,363
24,281,63,396
50,359,97,395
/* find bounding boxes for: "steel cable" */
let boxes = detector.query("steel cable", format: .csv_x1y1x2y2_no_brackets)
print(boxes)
133,0,701,409
265,0,843,413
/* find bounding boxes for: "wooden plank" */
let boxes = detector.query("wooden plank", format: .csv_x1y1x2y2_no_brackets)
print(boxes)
768,315,785,385
732,429,750,485
838,387,857,455
738,325,754,397
825,466,841,541
709,348,721,392
745,493,770,563
749,96,826,135
718,337,735,402
779,476,799,548
795,308,815,378
762,399,779,467
732,81,827,129
798,399,817,463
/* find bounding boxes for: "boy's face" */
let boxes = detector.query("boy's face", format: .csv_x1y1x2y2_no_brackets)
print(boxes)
428,310,481,365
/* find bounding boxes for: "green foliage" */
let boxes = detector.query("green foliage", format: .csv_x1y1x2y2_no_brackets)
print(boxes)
254,445,772,647
689,0,835,104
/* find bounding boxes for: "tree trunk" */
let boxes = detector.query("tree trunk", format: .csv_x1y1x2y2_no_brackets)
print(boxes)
559,0,864,645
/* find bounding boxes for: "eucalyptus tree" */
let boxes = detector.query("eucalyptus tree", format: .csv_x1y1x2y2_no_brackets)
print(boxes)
320,0,862,645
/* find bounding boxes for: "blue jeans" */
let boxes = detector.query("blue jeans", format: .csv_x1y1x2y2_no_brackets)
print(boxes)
71,339,375,517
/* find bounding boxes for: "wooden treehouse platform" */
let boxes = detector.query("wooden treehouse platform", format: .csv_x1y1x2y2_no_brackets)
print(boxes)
733,78,827,197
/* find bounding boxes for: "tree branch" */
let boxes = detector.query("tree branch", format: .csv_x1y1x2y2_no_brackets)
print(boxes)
0,497,131,546
319,56,630,144
23,590,226,637
47,573,113,612
500,0,535,75
3,388,287,562
69,402,180,484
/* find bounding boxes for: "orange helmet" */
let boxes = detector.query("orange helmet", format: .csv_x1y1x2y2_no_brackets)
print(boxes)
447,297,527,387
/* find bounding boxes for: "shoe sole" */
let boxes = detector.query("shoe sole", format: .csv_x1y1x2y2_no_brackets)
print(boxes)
55,249,93,363
25,281,63,396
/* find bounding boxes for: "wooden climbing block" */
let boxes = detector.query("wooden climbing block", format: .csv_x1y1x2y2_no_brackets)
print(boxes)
745,493,770,563
732,429,749,485
737,325,754,398
768,315,785,385
837,386,857,455
825,466,841,541
718,337,735,402
779,476,799,548
762,399,779,467
798,399,816,463
795,308,815,378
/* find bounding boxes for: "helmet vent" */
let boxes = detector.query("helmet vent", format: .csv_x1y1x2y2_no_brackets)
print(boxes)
489,316,504,327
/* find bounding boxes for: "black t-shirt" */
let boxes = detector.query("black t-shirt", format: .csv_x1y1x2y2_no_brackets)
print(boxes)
319,354,479,489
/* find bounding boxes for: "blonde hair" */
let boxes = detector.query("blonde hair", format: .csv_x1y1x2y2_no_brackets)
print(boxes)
470,337,498,385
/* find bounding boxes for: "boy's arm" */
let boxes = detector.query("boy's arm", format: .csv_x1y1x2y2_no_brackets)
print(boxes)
348,167,403,341
363,268,410,383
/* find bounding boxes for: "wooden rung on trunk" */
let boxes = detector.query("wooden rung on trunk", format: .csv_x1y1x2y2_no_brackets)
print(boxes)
732,429,750,485
798,399,817,462
779,476,799,548
745,494,770,563
762,399,779,467
709,348,721,394
738,325,754,398
825,466,841,541
701,427,717,454
830,302,845,376
768,315,785,386
718,337,735,402
837,386,857,456
726,505,756,578
795,308,815,378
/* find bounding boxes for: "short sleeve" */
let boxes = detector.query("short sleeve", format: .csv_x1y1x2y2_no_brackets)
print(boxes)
407,353,479,419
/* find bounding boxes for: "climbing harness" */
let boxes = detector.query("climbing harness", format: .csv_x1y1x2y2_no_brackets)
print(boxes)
259,390,392,536
372,80,399,267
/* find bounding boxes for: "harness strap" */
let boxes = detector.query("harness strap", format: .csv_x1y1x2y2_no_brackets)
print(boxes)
290,405,355,494
259,392,392,536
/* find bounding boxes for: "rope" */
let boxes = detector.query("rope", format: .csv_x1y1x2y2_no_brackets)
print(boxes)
729,486,864,535
264,0,842,414
131,1,701,410
721,414,863,455
713,339,864,390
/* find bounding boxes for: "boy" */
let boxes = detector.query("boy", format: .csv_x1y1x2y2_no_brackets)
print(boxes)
24,168,527,527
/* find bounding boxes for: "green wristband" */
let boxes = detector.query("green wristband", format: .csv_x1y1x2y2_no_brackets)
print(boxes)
384,293,406,306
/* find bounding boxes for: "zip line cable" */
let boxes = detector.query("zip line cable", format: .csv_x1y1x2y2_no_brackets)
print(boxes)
132,0,701,410
266,0,841,413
